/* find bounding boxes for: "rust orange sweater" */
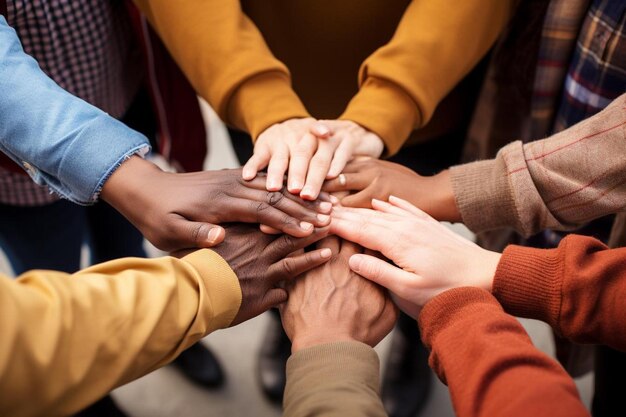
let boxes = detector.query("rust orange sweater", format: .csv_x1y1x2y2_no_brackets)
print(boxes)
419,234,626,417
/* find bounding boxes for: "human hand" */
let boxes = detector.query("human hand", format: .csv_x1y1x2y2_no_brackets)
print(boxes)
243,118,384,201
323,159,461,222
280,236,397,352
208,224,332,326
100,156,332,252
331,196,501,318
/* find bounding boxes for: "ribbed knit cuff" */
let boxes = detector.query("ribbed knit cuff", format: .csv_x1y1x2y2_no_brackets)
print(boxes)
182,249,242,330
450,158,519,233
492,244,564,326
419,288,502,349
340,77,421,157
227,71,310,140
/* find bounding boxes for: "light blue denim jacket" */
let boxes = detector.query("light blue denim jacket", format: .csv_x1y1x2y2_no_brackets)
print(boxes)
0,17,150,205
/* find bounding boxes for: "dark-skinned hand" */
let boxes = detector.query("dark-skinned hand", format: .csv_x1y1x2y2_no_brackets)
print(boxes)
101,157,333,252
188,223,332,326
322,158,460,222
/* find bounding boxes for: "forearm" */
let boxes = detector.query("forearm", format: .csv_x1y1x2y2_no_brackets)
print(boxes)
284,341,386,417
0,250,240,417
493,234,626,351
0,18,150,205
341,0,516,155
451,93,626,236
133,0,308,138
419,288,588,417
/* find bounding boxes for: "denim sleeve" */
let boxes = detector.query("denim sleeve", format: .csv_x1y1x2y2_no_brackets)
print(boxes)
0,17,150,205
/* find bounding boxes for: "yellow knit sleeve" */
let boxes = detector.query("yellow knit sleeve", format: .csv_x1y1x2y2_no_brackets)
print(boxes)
133,0,309,139
341,0,517,156
0,250,240,417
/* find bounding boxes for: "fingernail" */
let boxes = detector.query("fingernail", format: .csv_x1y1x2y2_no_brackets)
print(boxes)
267,180,281,190
300,221,313,230
242,169,254,180
320,248,332,258
301,187,316,198
317,214,330,223
288,181,301,192
349,255,362,272
330,195,340,205
319,202,332,213
207,227,222,244
316,124,330,136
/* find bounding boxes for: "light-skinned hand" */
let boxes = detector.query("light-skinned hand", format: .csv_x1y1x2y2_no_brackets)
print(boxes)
280,236,397,352
330,196,501,318
243,118,384,201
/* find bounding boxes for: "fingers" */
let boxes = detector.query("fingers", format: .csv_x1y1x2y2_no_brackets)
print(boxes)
371,198,408,216
263,288,289,309
309,121,332,139
388,195,434,221
349,254,416,296
157,217,225,252
266,226,331,259
242,148,270,181
340,190,376,208
288,132,318,193
267,247,332,282
301,142,336,200
322,172,371,193
326,137,353,179
266,143,290,191
260,224,281,234
227,197,315,237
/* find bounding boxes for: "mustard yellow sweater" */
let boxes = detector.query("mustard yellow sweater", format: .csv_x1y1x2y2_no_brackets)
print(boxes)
133,0,516,155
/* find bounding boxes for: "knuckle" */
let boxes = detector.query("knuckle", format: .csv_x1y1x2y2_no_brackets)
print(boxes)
266,191,284,207
282,257,297,277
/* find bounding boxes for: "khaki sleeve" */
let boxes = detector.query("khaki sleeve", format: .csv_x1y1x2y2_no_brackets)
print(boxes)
450,93,626,236
0,250,240,417
132,0,309,139
340,0,516,156
284,341,386,417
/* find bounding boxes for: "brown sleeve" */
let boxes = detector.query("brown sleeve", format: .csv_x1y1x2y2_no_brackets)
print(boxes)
132,0,309,139
283,341,386,417
493,234,626,351
340,0,516,156
419,288,589,417
450,93,626,236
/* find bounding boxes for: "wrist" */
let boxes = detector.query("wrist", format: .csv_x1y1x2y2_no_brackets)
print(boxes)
431,170,461,222
100,155,162,210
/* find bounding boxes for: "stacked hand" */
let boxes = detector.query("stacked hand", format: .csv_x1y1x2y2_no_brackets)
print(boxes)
323,158,460,221
101,156,332,252
243,118,384,201
280,236,397,352
330,196,501,318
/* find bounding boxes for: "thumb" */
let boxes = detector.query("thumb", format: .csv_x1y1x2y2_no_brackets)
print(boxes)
160,217,225,251
349,254,415,297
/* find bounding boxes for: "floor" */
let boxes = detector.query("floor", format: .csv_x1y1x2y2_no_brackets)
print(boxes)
0,100,594,417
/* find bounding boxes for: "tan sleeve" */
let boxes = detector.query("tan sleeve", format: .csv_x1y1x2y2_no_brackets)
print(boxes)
132,0,309,139
340,0,516,156
450,93,626,237
284,341,386,417
0,250,241,417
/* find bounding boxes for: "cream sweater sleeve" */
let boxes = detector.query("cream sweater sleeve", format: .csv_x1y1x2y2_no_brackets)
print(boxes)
0,250,240,417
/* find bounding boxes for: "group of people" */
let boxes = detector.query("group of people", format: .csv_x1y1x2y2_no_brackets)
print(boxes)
0,1,625,417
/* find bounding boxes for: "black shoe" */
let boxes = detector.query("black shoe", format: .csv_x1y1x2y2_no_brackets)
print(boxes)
74,395,128,417
172,342,225,388
257,312,291,403
382,316,431,417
